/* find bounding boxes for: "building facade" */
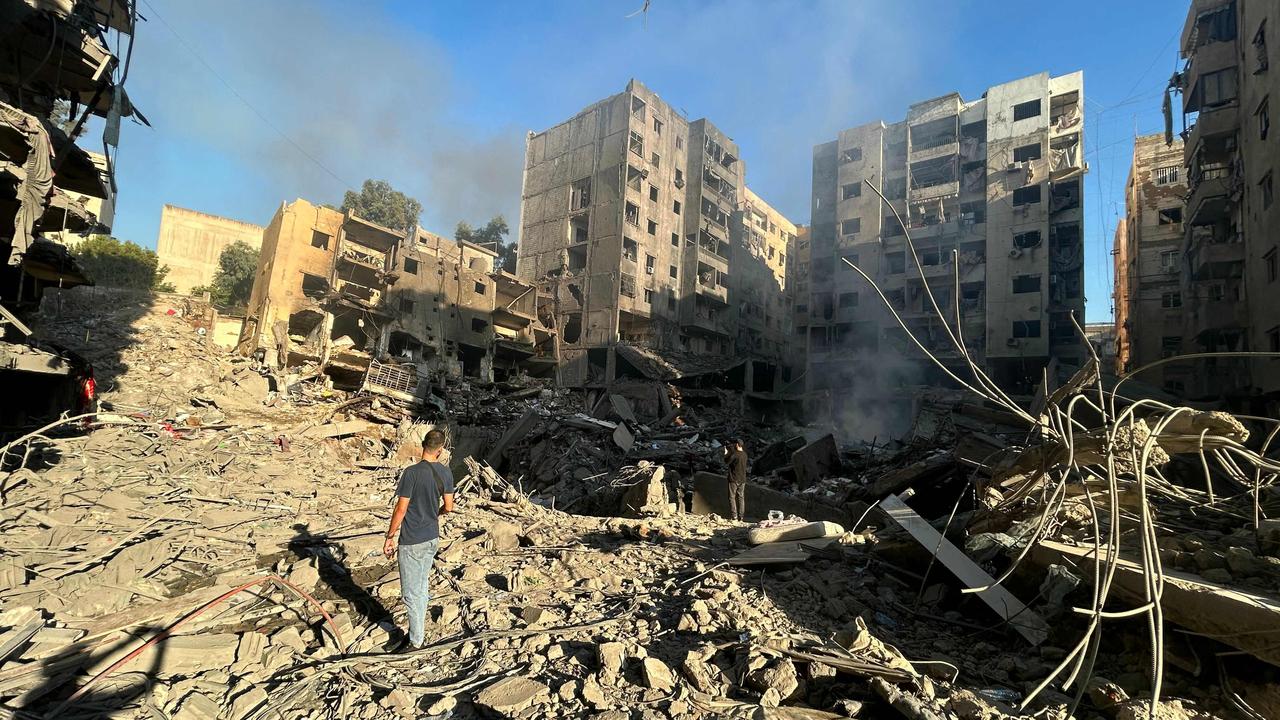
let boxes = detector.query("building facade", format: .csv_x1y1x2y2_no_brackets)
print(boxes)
1114,134,1189,391
156,205,264,293
1176,0,1279,409
517,80,800,392
806,71,1086,413
240,199,549,395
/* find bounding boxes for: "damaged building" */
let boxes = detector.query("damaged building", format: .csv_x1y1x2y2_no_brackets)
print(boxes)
516,80,802,396
0,0,144,303
237,199,551,401
156,205,264,294
1113,134,1189,391
1167,0,1280,412
806,70,1086,422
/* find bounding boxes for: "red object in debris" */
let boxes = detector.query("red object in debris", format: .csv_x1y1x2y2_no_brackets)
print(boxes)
80,376,96,410
276,435,290,452
166,308,177,315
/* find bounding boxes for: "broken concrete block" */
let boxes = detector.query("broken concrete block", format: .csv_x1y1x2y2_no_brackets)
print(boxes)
235,631,267,667
381,687,416,717
486,522,521,551
640,657,675,691
172,692,221,720
473,676,548,717
271,626,307,654
746,658,799,700
90,632,239,679
580,676,609,708
620,465,669,518
791,434,840,488
597,641,626,676
426,695,457,715
287,560,321,592
229,685,268,719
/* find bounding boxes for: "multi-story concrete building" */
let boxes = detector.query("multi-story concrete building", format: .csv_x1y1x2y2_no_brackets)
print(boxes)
733,190,800,388
156,205,264,293
1114,134,1189,391
1175,0,1279,410
239,199,549,395
517,80,800,393
806,71,1086,412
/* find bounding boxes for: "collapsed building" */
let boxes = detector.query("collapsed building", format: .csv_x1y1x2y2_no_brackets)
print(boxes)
237,199,552,398
805,71,1087,427
516,80,803,398
0,0,144,303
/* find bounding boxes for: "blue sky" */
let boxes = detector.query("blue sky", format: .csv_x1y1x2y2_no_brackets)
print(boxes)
101,0,1188,323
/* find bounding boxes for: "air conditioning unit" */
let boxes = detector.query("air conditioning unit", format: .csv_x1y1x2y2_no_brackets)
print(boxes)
1006,161,1027,173
1009,248,1024,259
674,178,685,188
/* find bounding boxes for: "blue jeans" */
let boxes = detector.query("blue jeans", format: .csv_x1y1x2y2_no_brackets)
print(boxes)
397,538,439,647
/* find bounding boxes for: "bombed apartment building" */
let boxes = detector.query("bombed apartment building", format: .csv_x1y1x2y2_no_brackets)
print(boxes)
1113,134,1188,390
517,80,801,393
0,0,143,303
238,199,549,400
806,71,1086,424
1169,0,1280,412
156,205,264,294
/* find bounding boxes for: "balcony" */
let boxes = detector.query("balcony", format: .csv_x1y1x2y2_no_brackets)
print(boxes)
1189,239,1244,280
1192,298,1245,338
687,311,729,336
1185,104,1238,156
1186,171,1232,226
910,141,959,164
907,219,960,240
696,281,729,305
337,241,387,271
1182,43,1238,113
909,180,959,203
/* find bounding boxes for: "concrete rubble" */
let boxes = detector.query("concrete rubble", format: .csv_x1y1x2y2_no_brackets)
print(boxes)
0,292,1277,720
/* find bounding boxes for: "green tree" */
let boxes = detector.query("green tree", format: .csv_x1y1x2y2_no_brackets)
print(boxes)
193,241,259,312
455,215,514,272
339,179,422,233
73,235,174,291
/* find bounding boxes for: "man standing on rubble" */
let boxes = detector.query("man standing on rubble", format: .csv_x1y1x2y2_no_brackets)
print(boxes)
383,429,455,649
725,438,748,522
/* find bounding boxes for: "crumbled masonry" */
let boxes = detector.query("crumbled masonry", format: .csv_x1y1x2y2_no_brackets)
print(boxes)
0,291,1277,720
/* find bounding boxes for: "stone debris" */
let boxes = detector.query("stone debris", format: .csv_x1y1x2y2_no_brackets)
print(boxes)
0,293,1272,720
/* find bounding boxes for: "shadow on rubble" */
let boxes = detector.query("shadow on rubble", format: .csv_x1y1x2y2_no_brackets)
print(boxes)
16,625,168,719
287,523,391,627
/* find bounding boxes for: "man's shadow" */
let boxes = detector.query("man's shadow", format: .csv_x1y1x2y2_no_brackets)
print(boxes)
287,523,390,628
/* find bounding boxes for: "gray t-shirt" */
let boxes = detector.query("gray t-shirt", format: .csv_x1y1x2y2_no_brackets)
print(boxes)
394,460,455,545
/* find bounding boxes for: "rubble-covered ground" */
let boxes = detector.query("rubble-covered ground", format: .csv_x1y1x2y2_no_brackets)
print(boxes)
1,294,1277,720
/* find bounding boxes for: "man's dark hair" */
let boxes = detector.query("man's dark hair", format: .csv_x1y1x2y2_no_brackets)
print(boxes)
422,429,447,451
732,438,744,449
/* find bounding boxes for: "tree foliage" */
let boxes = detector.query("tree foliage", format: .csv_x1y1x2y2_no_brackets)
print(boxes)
73,235,174,291
340,179,422,233
193,241,259,312
455,215,514,272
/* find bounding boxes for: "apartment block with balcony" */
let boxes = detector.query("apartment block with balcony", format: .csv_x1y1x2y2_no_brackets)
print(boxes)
1114,134,1191,393
808,71,1086,409
1174,0,1279,408
517,80,800,392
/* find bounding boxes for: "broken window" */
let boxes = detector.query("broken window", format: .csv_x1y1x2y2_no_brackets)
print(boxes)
620,272,637,298
400,297,415,313
1161,250,1179,271
842,183,862,200
645,254,655,275
311,230,331,250
838,292,859,308
1050,92,1082,131
1161,336,1182,358
301,272,327,299
671,232,679,247
676,136,684,150
625,202,640,227
1258,96,1271,140
840,218,861,236
1196,68,1238,109
1013,184,1042,206
629,131,644,157
674,168,684,188
668,296,676,312
644,288,653,303
571,177,592,211
1012,320,1041,338
883,216,905,238
631,95,646,120
563,313,582,343
1013,230,1042,249
910,155,957,190
1266,248,1277,281
1159,207,1183,225
474,281,486,294
840,147,862,163
1012,274,1041,294
568,245,587,270
1255,20,1269,73
1262,172,1275,209
1013,143,1042,163
669,265,678,279
1152,165,1180,185
1161,291,1183,309
472,318,488,333
403,257,418,274
623,237,638,262
885,177,907,199
653,117,663,135
885,252,906,274
569,215,589,244
1192,3,1236,48
960,200,986,224
649,184,659,202
647,219,657,235
651,152,661,168
910,116,958,151
1012,99,1042,121
673,199,681,215
627,165,643,192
